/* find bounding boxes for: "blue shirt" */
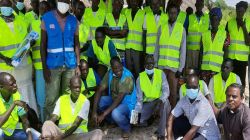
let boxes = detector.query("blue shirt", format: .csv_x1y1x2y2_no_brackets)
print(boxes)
87,40,118,63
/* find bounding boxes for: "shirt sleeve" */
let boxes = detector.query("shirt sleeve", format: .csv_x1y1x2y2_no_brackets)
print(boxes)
52,99,61,118
41,20,46,31
108,40,118,57
78,99,90,120
93,70,101,85
179,85,184,99
236,75,242,85
171,100,184,118
242,111,250,140
201,80,210,96
192,100,211,127
178,28,187,72
134,77,143,113
160,72,170,102
119,77,134,94
208,77,215,101
100,71,109,89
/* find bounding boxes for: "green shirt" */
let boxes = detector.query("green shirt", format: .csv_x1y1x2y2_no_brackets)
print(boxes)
101,71,134,99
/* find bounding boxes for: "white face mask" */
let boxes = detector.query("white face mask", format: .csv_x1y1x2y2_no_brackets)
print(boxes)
57,2,69,14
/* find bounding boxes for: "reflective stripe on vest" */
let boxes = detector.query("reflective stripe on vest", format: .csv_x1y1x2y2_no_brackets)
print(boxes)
181,81,204,96
176,11,186,25
125,9,145,51
59,94,88,133
92,36,111,66
228,18,250,61
139,69,162,101
47,48,74,53
0,92,22,136
0,17,29,70
201,27,226,72
80,68,97,98
146,12,168,54
187,14,209,50
31,19,43,70
84,8,106,39
214,72,237,104
106,13,126,50
158,22,184,69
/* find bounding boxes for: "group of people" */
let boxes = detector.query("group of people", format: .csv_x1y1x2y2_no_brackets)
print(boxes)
0,0,250,139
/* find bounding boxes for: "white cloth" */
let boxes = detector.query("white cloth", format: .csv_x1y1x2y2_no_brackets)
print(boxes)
53,97,90,120
6,22,14,32
143,14,161,29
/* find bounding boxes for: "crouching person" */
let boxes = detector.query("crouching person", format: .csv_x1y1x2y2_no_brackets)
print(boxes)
134,55,171,139
40,76,103,140
0,72,40,140
92,56,137,139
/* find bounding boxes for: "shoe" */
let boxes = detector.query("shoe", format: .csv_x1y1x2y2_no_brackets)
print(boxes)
121,131,130,139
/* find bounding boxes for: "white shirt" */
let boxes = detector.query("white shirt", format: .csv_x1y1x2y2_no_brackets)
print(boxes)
53,97,90,121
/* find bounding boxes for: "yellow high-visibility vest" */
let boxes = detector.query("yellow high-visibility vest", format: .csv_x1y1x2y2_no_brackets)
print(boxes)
146,12,168,54
201,27,226,72
106,13,127,51
213,72,236,104
187,13,209,50
158,22,184,69
0,92,22,136
125,9,145,51
181,80,204,96
31,19,43,70
59,94,88,133
139,68,162,101
228,18,250,61
92,36,112,66
0,17,31,70
25,11,37,26
176,11,186,25
80,68,97,98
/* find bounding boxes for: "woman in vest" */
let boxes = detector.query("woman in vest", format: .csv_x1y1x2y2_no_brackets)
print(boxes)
105,0,128,66
87,27,118,78
226,1,250,90
0,0,38,114
200,7,229,85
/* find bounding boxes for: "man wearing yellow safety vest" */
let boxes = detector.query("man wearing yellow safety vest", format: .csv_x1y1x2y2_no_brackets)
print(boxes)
30,1,50,122
87,27,118,78
13,0,26,20
134,55,171,139
179,68,212,105
82,0,106,41
25,0,39,28
167,0,186,25
0,72,40,140
185,0,209,70
200,7,229,85
0,0,38,114
105,0,128,66
80,59,101,103
143,0,168,55
40,76,103,140
226,1,250,90
208,59,241,108
125,0,145,79
155,4,186,107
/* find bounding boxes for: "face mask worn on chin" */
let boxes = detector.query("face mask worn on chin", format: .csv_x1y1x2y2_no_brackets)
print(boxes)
16,2,25,11
0,7,13,17
145,68,154,75
186,88,199,100
57,2,69,14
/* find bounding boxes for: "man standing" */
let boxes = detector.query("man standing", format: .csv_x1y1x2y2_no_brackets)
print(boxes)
40,0,81,119
212,83,250,140
167,74,220,140
0,0,38,114
185,0,209,70
155,4,186,106
25,0,39,27
0,72,40,140
227,1,250,88
92,56,137,138
135,55,171,139
208,59,241,108
40,76,103,140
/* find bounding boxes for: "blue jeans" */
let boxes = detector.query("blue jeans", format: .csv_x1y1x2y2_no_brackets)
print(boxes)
98,96,131,132
36,70,45,122
0,128,40,140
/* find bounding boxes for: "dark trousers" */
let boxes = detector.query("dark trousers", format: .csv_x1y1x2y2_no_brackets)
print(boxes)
232,59,247,87
125,49,143,79
163,69,178,107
